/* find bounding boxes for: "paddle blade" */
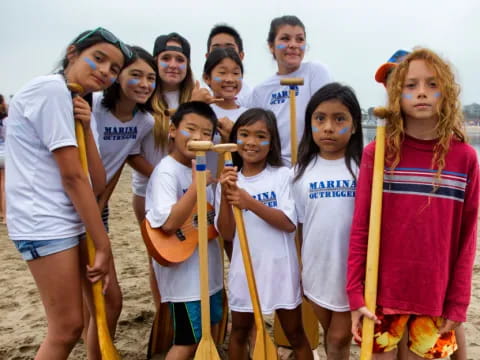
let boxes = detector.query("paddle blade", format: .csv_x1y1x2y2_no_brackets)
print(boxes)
252,331,278,360
194,336,221,360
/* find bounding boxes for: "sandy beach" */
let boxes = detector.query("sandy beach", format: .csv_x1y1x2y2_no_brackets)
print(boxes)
1,167,479,359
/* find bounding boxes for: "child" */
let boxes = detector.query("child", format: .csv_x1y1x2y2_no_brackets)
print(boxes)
347,48,479,359
202,47,248,177
205,24,252,107
249,15,333,166
145,101,223,360
86,45,157,357
5,27,129,359
292,83,364,359
216,108,312,360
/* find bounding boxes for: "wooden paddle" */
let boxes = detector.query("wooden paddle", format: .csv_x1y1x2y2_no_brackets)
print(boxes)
360,117,386,360
67,83,120,359
188,140,221,360
274,77,319,351
280,77,304,165
222,150,278,359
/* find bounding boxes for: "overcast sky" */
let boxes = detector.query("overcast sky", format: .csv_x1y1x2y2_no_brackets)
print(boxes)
2,0,479,109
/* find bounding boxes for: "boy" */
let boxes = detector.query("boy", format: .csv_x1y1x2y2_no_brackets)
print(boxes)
145,101,223,359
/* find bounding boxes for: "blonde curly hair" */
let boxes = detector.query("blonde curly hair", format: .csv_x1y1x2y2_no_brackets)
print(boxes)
375,48,466,177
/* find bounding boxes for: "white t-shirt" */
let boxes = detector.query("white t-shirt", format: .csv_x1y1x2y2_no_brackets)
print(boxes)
207,104,247,178
145,155,223,302
92,94,153,183
131,90,179,197
292,156,357,311
249,62,333,166
5,74,84,240
215,165,301,314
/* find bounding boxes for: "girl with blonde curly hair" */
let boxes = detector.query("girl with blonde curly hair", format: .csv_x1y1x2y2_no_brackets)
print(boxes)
346,48,479,359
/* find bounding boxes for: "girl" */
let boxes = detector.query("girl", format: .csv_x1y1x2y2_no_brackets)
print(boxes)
87,45,157,358
202,47,248,179
292,83,364,359
249,15,333,166
347,48,479,359
216,108,312,360
5,27,129,359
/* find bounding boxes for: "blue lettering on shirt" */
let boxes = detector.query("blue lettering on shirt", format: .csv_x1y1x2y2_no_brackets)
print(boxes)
308,179,356,199
251,191,278,208
103,126,138,140
269,86,300,105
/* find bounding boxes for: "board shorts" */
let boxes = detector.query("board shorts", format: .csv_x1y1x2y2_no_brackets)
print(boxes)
359,307,457,359
168,290,224,345
13,236,80,261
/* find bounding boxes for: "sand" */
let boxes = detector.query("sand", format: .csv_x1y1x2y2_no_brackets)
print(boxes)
1,167,479,359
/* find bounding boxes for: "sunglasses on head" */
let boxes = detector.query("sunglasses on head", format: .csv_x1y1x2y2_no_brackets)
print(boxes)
75,27,133,59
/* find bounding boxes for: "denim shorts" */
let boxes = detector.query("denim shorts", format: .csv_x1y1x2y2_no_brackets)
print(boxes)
13,236,80,261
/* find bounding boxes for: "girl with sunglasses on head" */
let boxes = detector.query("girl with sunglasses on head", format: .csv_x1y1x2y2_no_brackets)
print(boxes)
5,27,130,359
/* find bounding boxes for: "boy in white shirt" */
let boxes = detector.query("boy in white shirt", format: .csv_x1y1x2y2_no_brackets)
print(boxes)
145,101,223,359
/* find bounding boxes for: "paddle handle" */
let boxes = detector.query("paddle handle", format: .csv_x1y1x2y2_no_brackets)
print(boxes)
224,153,266,333
288,87,298,165
195,151,213,337
360,119,386,360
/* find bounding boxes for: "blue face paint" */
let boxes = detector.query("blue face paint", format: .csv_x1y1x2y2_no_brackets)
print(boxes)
83,57,97,70
237,139,244,145
159,62,168,68
402,93,413,99
312,126,319,133
179,64,187,70
276,44,287,50
127,78,140,86
110,77,117,84
180,129,190,137
434,92,441,98
338,127,349,135
213,76,222,82
260,141,270,146
300,45,306,51
151,82,156,90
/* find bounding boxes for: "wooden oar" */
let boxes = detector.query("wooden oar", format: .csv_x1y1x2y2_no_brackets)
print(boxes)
67,83,121,360
223,150,278,359
188,140,221,360
360,117,386,360
274,77,319,351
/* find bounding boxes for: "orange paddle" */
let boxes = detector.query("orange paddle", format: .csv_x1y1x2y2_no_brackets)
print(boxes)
67,83,120,360
360,117,386,360
223,151,278,359
188,140,221,360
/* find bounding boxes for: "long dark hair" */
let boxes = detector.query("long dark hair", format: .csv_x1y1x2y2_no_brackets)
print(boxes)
101,46,157,113
295,82,363,182
229,108,283,169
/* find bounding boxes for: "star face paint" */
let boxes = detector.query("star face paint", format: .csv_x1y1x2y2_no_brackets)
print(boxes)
127,78,140,86
338,127,349,135
180,129,191,137
83,57,97,70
